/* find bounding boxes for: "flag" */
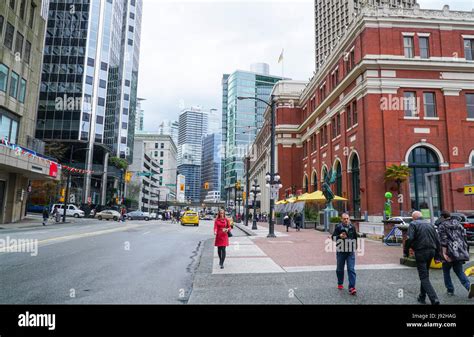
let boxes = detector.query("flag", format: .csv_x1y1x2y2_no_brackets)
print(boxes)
278,49,284,63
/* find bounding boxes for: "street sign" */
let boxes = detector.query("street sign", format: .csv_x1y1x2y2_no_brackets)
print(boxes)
464,184,474,195
270,190,278,200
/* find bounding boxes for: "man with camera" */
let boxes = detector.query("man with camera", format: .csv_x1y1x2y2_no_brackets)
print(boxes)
332,213,358,295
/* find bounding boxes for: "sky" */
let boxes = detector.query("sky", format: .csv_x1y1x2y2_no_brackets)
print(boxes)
137,0,474,131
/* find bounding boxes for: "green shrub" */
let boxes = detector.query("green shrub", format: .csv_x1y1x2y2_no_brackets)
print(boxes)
330,216,341,223
304,206,319,221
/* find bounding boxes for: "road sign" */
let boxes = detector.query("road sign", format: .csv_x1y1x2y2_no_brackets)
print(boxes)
465,184,474,195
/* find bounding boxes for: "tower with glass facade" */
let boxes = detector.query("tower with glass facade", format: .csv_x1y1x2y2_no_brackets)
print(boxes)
35,0,142,204
221,65,285,205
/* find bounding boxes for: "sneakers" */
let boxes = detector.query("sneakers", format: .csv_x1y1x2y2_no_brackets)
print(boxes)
349,288,357,295
337,285,344,290
417,295,426,304
446,291,454,296
468,284,474,299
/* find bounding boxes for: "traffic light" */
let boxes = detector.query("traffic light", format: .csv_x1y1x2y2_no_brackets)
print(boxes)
236,181,241,190
204,182,209,190
125,171,132,183
242,192,246,201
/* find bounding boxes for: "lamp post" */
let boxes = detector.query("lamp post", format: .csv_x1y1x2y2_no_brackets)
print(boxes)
250,179,261,230
237,95,277,238
244,155,251,226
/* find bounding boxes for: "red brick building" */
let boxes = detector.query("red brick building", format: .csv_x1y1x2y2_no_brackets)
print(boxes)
249,5,474,220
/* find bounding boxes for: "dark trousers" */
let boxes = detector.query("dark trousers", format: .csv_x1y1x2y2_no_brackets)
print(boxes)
442,261,471,293
414,249,439,304
336,252,356,289
217,246,226,266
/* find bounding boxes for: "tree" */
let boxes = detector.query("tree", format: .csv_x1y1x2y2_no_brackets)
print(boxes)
384,164,411,215
109,156,128,170
44,142,68,162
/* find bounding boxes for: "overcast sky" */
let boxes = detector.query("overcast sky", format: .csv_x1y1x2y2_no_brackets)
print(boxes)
137,0,473,131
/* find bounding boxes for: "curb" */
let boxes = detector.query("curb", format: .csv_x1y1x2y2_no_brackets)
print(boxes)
234,223,257,236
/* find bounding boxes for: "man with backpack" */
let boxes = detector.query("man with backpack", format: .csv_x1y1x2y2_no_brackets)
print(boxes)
437,211,474,298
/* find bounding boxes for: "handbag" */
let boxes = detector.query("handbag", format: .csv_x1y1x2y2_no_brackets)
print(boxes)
226,219,233,237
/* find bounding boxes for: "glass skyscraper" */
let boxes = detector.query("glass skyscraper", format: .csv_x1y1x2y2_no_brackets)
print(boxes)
35,0,142,204
201,133,221,202
221,64,286,204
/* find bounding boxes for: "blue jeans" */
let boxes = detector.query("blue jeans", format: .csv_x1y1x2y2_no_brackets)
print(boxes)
336,252,356,288
442,261,471,293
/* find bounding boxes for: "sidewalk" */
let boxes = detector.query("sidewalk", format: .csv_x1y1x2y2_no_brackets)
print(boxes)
0,213,75,230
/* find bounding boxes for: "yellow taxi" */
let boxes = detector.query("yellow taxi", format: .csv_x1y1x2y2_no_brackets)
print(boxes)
181,211,199,226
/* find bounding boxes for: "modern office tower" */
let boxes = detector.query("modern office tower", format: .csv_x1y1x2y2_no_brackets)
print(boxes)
35,0,143,205
128,133,177,212
177,107,208,203
0,0,60,224
135,98,145,133
200,133,221,202
207,108,220,134
314,0,416,70
221,64,285,205
158,119,179,147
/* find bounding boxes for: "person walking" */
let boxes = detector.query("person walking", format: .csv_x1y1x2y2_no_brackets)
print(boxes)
52,205,60,223
42,206,49,226
283,213,291,232
332,213,358,295
214,209,231,269
294,211,302,231
437,211,474,298
404,211,442,305
120,207,127,222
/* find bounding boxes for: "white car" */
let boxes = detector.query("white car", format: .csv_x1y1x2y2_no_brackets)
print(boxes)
51,204,85,218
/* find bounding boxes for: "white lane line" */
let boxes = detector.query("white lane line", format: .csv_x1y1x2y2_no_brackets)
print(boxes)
142,231,151,235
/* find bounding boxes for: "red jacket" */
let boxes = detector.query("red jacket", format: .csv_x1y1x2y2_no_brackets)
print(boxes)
214,217,231,247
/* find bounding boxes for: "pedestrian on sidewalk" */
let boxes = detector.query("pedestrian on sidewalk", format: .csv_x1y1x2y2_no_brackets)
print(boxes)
214,208,231,269
52,205,61,223
283,213,291,232
404,211,442,305
437,211,474,298
332,213,358,295
42,206,49,226
294,211,302,231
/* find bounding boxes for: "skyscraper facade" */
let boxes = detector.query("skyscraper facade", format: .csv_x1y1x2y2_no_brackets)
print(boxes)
159,119,179,147
201,133,221,202
177,107,208,203
314,0,416,70
135,97,145,133
35,0,142,204
221,64,285,204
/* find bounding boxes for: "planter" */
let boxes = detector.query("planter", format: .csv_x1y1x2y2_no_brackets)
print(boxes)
329,222,338,234
303,221,316,229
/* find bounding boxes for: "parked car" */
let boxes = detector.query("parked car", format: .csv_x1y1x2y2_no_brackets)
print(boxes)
126,211,150,221
149,212,157,220
181,211,199,226
50,204,85,218
95,210,121,221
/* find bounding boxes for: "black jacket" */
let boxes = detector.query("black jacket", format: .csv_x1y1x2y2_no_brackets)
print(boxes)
332,223,358,252
404,218,441,258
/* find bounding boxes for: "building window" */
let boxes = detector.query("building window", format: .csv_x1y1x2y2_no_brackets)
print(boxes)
352,101,358,125
0,64,8,92
96,115,104,124
350,50,355,69
14,32,23,56
423,92,437,117
4,22,15,50
122,122,127,129
121,137,127,144
0,15,4,37
404,92,417,117
28,2,36,29
86,76,93,85
9,0,15,10
336,114,341,136
18,78,26,103
160,143,164,149
24,40,31,63
155,143,158,149
154,151,158,157
404,36,414,58
160,160,163,165
0,112,19,143
303,140,307,157
346,103,352,128
19,0,26,20
466,94,474,119
332,118,337,138
9,71,19,99
464,39,474,61
97,97,105,106
335,162,342,196
419,37,430,59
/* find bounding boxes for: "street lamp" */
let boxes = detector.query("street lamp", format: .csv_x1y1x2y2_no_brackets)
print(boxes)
237,95,277,238
250,179,261,230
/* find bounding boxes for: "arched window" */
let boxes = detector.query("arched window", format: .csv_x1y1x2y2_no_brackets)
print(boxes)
335,161,342,196
350,154,360,217
303,175,309,193
408,146,441,212
312,171,318,191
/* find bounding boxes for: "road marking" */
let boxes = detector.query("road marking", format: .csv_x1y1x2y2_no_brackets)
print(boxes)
0,224,144,253
283,264,411,273
142,231,151,235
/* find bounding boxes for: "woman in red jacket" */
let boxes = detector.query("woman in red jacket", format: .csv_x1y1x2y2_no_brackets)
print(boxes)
214,209,231,269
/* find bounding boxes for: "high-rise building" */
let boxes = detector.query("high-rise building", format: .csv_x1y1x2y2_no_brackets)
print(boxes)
128,133,177,212
201,133,221,202
0,0,61,224
35,0,143,204
177,107,208,203
135,98,145,133
221,64,286,205
314,0,416,70
159,119,178,147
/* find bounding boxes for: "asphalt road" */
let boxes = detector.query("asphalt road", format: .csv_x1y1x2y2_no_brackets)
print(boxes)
0,218,221,304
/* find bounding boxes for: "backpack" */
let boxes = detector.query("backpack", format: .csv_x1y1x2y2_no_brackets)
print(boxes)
445,220,470,262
